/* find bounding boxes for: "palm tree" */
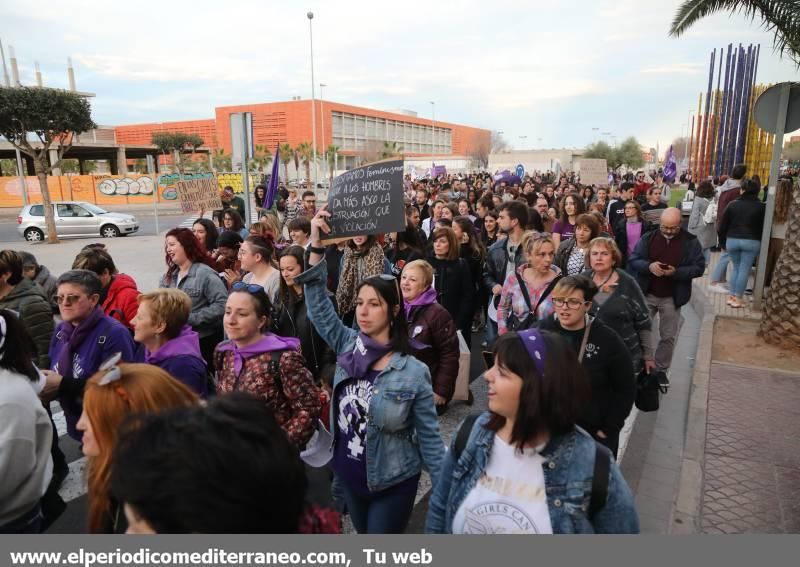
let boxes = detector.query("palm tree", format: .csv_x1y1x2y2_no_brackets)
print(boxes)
380,140,404,159
296,141,313,185
279,142,293,183
759,179,800,348
325,144,340,182
670,0,800,67
669,0,800,348
250,144,273,172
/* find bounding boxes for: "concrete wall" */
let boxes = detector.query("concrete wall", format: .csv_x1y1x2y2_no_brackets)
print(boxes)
489,149,584,173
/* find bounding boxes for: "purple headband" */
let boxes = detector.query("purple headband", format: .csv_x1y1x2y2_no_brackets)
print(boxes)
517,328,546,378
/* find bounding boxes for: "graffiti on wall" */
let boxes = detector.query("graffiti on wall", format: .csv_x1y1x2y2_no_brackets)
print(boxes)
96,176,156,196
158,172,214,200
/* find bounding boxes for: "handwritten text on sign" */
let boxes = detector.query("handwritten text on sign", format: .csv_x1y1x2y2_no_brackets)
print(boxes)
175,178,223,213
326,160,405,239
578,159,609,187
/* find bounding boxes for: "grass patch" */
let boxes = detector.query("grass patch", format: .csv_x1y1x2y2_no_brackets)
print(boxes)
669,188,687,207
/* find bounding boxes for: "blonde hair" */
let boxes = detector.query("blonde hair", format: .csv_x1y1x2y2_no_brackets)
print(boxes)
138,289,192,339
402,259,434,288
522,230,555,257
587,237,623,268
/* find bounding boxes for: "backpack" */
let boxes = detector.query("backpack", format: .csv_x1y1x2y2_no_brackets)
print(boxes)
703,199,717,225
453,415,609,521
505,273,561,332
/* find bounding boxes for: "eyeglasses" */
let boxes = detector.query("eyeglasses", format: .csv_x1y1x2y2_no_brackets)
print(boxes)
231,281,265,294
56,294,87,305
660,224,681,232
304,199,316,204
552,297,589,309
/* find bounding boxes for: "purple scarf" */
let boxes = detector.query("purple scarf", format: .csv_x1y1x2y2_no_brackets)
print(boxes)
337,333,393,381
55,306,105,379
403,286,438,319
216,333,301,376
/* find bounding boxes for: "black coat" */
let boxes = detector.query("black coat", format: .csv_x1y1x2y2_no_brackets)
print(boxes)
613,217,657,267
718,193,765,248
427,255,474,333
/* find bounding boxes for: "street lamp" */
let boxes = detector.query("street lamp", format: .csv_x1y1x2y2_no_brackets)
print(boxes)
307,11,318,190
320,82,327,175
429,101,435,154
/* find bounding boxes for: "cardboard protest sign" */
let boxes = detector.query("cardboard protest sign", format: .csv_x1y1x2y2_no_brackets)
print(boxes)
176,178,223,213
578,159,609,187
324,160,405,241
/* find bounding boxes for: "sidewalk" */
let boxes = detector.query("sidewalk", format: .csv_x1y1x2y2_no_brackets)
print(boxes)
670,252,800,534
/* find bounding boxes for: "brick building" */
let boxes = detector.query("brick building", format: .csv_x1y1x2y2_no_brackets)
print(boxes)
115,99,490,170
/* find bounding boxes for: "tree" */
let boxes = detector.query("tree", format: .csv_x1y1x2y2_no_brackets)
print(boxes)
759,179,800,348
0,87,96,243
151,132,204,175
250,144,273,172
212,148,232,172
380,141,404,159
670,136,690,164
279,143,293,182
325,144,340,182
784,140,800,162
296,141,313,183
491,130,510,153
670,0,800,67
59,159,96,174
583,137,645,171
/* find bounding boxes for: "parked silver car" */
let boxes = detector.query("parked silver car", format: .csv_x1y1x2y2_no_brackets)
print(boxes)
17,202,138,242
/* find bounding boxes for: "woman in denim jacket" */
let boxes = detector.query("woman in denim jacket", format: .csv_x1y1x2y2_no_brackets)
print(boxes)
295,207,444,534
426,330,639,534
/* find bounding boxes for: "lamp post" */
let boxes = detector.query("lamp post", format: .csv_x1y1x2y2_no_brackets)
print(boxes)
320,82,327,177
307,11,318,191
429,101,435,154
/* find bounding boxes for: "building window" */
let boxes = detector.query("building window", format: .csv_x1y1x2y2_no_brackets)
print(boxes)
331,110,452,154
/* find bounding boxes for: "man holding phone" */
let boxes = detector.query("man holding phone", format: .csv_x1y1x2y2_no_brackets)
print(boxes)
628,208,705,376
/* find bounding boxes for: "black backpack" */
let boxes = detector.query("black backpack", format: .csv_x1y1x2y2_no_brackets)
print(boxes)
453,415,609,520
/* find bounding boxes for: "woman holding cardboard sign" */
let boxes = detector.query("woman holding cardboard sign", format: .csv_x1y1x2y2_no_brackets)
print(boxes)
296,206,444,534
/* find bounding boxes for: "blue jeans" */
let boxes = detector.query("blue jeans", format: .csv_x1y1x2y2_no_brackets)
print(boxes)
711,250,730,283
727,238,760,298
341,478,419,534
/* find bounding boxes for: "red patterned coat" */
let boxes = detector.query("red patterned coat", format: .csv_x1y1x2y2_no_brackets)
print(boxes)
214,346,321,447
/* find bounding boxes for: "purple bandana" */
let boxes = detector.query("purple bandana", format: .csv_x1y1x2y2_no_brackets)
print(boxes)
517,328,546,378
337,333,393,381
403,286,438,319
217,333,301,376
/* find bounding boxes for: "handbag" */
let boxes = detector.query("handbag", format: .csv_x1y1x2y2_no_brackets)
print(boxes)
635,369,669,412
506,273,561,332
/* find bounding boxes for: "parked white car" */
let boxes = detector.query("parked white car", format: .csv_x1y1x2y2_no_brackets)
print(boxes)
17,201,138,242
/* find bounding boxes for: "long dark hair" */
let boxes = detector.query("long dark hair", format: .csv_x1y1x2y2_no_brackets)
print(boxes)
254,185,267,208
486,331,590,450
356,275,411,355
393,224,424,257
277,245,306,304
0,309,38,381
559,192,586,224
223,209,245,232
165,228,216,280
453,216,484,262
192,218,219,252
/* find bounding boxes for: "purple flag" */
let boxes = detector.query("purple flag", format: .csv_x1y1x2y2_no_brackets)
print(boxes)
663,145,677,183
265,144,280,208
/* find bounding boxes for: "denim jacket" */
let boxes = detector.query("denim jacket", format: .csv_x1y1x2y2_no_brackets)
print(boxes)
425,412,639,534
159,262,228,339
295,259,444,492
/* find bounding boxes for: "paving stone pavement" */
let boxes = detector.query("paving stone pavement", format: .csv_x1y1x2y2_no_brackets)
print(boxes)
700,364,800,534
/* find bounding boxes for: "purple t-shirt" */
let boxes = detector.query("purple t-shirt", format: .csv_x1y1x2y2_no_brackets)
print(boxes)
552,219,575,240
333,369,419,497
625,222,643,258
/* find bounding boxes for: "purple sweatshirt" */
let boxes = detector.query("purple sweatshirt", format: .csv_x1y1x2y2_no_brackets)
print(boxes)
140,325,208,398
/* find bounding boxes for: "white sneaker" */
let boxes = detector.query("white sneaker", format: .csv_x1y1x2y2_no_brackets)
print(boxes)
707,283,730,294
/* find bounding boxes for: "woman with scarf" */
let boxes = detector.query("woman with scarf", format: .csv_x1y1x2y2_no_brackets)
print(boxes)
42,270,136,443
214,282,321,448
427,227,474,347
335,235,391,327
132,289,208,397
426,329,639,534
400,260,460,415
296,207,444,534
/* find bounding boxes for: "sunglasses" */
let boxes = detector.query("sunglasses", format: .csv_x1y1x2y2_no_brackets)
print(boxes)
56,294,89,305
366,274,402,303
231,281,265,294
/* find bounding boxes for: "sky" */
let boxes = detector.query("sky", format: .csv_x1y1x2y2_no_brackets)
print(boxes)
3,0,799,156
